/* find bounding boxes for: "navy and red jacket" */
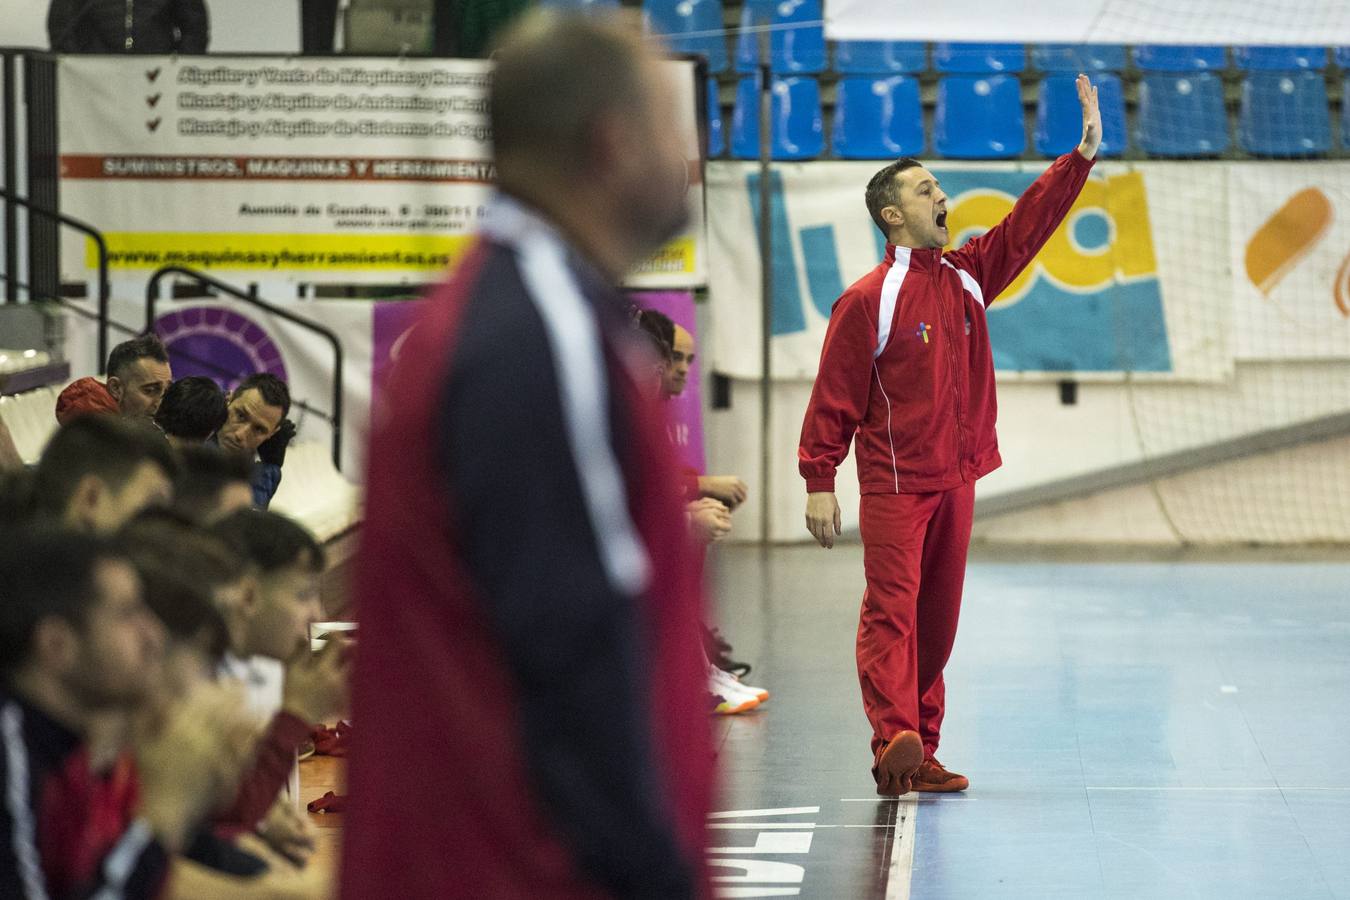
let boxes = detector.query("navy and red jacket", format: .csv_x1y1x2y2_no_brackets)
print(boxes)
0,694,168,899
799,150,1095,495
342,195,712,899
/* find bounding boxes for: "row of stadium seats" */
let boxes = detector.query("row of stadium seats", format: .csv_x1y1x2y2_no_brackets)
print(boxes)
540,0,1350,76
627,0,1350,76
709,71,1350,159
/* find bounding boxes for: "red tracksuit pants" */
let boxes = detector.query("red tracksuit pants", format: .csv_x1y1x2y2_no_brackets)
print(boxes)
857,483,975,758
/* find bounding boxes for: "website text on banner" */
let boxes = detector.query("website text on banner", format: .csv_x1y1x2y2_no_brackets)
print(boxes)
57,56,706,289
705,160,1235,382
823,0,1350,44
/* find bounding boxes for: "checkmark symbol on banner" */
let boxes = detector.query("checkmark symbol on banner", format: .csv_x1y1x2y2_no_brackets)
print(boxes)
146,67,161,82
146,117,162,132
146,93,161,107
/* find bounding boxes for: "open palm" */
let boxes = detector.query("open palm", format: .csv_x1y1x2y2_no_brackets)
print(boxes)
1077,73,1102,159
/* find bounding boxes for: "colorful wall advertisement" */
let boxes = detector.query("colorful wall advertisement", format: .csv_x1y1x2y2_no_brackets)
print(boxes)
57,55,706,289
1229,164,1350,361
704,159,1233,382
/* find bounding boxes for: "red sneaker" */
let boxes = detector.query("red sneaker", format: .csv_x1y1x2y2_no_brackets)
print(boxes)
913,757,969,793
872,731,924,796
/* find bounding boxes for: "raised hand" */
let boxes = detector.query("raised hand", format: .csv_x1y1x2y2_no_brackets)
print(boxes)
1076,73,1102,160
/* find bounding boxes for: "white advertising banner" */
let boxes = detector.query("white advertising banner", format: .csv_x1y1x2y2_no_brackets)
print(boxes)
824,0,1350,45
705,159,1231,382
57,55,706,289
1229,164,1350,360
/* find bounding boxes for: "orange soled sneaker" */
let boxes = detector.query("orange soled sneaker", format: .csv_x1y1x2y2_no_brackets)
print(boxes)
912,757,969,793
872,731,924,796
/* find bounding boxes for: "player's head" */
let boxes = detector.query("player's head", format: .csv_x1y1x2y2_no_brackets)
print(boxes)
155,376,229,446
209,509,325,662
669,324,695,398
865,158,949,250
219,373,288,455
106,334,173,419
33,414,176,534
635,310,674,398
0,528,165,713
173,444,256,524
491,10,689,276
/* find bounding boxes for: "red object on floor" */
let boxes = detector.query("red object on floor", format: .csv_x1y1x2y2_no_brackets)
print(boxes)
307,791,347,814
857,483,974,759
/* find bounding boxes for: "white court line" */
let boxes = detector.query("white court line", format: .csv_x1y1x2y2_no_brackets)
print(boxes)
1087,786,1350,792
885,798,918,900
708,806,820,819
840,797,979,802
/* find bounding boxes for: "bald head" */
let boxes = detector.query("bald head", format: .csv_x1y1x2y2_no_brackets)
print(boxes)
491,11,647,179
489,10,690,277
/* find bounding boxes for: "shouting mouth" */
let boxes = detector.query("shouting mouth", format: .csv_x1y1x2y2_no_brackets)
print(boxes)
935,209,948,230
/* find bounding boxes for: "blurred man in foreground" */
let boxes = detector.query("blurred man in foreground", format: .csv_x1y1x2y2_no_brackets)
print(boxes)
345,10,712,898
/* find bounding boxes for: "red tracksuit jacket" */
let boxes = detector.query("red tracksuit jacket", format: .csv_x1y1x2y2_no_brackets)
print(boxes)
799,150,1095,495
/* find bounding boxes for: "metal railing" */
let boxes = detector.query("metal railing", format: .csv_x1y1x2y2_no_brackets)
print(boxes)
145,266,345,470
0,186,111,371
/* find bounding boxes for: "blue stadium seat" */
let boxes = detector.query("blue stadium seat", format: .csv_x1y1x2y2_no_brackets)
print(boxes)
934,42,1025,73
1136,72,1229,157
735,0,826,74
1239,71,1331,156
1036,73,1126,157
1344,76,1350,150
935,75,1025,159
706,77,724,157
1032,44,1127,73
732,75,824,160
644,0,728,72
831,76,924,159
1132,45,1227,71
1337,47,1350,69
1233,46,1327,70
834,41,927,74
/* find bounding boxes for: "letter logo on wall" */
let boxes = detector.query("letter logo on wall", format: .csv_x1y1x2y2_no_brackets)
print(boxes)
154,307,288,389
943,169,1171,372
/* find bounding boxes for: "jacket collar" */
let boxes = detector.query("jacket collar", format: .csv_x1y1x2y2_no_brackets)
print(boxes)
1,691,83,763
885,243,943,272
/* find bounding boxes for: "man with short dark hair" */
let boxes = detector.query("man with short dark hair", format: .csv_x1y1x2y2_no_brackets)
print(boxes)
173,444,256,524
0,528,254,898
210,509,345,845
345,11,712,898
33,415,176,534
217,374,295,509
156,376,229,447
56,335,173,425
799,75,1103,796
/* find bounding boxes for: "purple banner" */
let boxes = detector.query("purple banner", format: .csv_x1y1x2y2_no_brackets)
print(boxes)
628,290,706,474
372,300,424,399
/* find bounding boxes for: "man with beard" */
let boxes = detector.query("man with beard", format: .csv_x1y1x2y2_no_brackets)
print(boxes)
216,374,295,509
344,11,713,898
0,528,253,898
55,336,172,426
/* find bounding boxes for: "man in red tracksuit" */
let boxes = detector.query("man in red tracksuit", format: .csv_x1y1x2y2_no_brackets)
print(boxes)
800,75,1103,796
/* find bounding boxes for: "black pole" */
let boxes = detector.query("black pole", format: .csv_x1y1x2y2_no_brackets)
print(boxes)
3,53,18,304
757,39,773,543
